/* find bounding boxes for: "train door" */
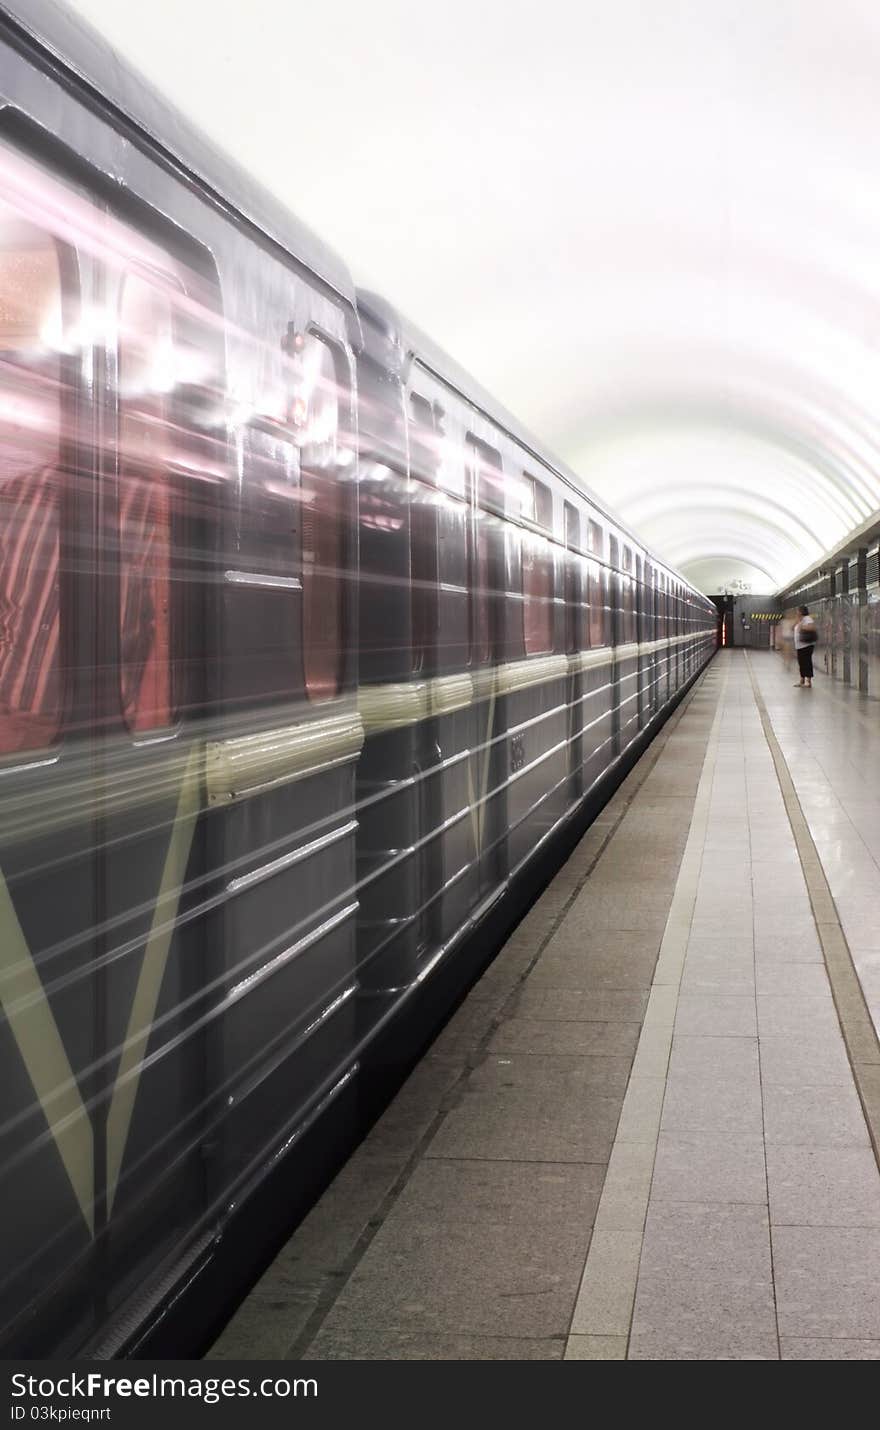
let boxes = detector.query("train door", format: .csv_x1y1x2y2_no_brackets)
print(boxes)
94,239,220,1333
608,535,622,757
564,502,583,805
506,472,568,874
466,437,507,905
660,573,672,702
0,148,103,1353
0,140,217,1350
582,519,613,792
643,559,658,722
207,315,361,1203
635,554,646,729
407,387,476,963
351,317,422,1005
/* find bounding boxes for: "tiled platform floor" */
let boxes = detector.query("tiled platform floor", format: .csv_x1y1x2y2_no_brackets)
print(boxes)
207,651,880,1362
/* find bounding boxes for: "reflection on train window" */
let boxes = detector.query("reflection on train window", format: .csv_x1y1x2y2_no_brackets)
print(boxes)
564,502,580,653
466,437,501,665
409,393,437,484
300,334,342,700
522,473,553,655
0,219,67,754
409,392,439,670
118,273,175,732
621,545,636,643
584,520,603,649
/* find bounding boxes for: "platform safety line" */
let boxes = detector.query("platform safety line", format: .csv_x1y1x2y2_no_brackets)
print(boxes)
744,652,880,1169
565,655,731,1361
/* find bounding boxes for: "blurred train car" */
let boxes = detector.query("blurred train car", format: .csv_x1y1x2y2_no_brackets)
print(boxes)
0,0,717,1356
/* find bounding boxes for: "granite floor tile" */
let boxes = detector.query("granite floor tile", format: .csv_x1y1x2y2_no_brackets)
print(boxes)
366,1061,465,1156
689,916,755,939
674,994,758,1038
542,927,662,963
651,1132,767,1205
512,986,648,1023
468,1050,632,1096
565,1334,627,1360
565,908,670,934
668,1034,760,1082
592,1139,656,1229
762,1083,870,1148
570,1225,643,1335
758,1035,853,1087
756,994,842,1039
779,1337,880,1360
387,1158,604,1228
487,1017,640,1059
754,918,821,945
614,1075,667,1144
261,1152,407,1277
432,999,500,1055
632,1203,776,1340
628,1330,779,1360
307,1330,566,1360
766,1146,880,1227
629,1023,674,1079
680,952,756,996
208,1280,324,1360
773,1225,880,1339
321,1217,588,1338
427,1088,621,1163
753,936,824,964
755,964,831,997
528,948,659,990
661,1074,764,1138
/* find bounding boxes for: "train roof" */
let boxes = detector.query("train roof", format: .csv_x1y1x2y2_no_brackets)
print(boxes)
359,290,707,596
0,0,356,304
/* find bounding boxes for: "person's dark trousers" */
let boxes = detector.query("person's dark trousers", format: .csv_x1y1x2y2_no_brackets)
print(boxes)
797,647,814,679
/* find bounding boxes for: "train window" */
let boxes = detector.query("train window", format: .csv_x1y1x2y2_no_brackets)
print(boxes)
645,560,654,638
409,392,439,671
118,274,176,732
609,536,620,645
621,544,635,643
586,518,605,647
522,473,553,655
300,334,343,701
0,219,68,755
409,393,436,483
564,503,580,653
466,437,501,664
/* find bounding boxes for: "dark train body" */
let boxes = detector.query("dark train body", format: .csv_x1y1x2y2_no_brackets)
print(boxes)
0,0,716,1356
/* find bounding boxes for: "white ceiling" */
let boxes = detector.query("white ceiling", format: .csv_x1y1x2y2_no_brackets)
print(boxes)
65,0,880,592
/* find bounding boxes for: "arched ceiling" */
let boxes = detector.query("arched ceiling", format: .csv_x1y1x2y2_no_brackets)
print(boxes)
67,0,880,592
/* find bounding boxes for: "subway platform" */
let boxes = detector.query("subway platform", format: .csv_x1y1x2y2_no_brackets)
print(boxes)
208,649,880,1362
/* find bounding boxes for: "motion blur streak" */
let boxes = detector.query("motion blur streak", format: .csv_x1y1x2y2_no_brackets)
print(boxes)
0,0,716,1356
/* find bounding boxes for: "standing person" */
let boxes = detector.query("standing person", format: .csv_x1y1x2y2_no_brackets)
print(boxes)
793,604,817,687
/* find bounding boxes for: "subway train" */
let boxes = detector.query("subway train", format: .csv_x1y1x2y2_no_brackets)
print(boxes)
0,0,717,1357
